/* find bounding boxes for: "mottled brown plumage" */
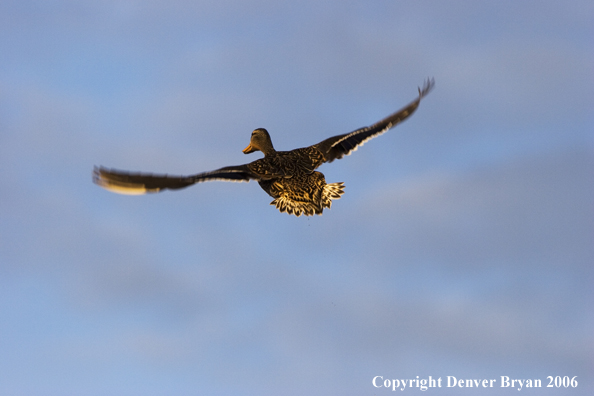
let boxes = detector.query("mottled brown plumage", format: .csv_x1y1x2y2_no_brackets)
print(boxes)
93,78,434,216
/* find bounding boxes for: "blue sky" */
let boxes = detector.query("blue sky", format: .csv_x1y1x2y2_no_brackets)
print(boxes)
1,1,592,395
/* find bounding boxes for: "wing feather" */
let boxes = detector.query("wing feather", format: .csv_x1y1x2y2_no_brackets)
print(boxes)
315,78,434,163
93,165,255,195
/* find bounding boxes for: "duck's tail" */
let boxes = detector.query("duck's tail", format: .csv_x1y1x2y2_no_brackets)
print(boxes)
268,181,345,217
321,182,345,209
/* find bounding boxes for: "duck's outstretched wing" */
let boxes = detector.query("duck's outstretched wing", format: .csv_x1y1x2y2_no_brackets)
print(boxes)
314,78,434,163
93,165,255,195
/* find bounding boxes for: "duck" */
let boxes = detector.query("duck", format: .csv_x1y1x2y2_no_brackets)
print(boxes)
93,78,434,216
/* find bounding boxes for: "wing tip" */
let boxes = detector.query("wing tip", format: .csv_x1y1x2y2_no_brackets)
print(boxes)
418,77,435,98
92,166,158,195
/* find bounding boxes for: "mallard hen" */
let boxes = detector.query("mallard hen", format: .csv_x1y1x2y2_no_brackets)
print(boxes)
93,78,434,216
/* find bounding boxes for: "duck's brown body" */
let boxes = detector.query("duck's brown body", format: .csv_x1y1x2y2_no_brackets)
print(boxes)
242,142,343,216
258,172,344,216
93,79,434,216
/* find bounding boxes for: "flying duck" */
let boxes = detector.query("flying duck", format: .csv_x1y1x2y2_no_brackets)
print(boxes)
93,78,434,216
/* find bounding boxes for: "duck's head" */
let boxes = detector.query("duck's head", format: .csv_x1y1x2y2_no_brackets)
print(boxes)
243,128,275,156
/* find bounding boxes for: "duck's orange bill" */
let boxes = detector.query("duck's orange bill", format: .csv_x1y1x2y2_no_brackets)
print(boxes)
243,144,255,154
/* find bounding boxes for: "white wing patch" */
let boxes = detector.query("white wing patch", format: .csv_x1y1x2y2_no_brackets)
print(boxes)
330,123,393,156
194,177,250,183
93,178,160,195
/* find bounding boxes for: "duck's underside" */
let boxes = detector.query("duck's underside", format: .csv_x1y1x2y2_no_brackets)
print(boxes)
258,172,345,216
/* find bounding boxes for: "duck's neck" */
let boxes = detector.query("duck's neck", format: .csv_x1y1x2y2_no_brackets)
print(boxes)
261,143,277,157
